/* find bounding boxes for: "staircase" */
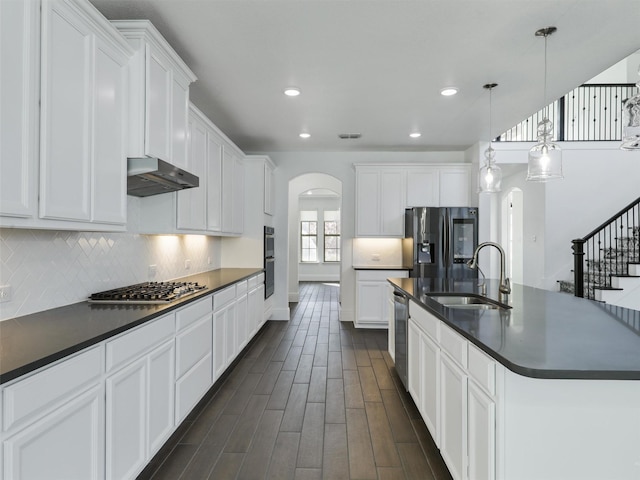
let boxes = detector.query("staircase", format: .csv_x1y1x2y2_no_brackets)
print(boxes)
571,198,640,310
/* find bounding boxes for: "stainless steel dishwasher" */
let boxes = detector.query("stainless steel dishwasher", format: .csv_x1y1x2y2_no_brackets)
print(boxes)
393,289,410,390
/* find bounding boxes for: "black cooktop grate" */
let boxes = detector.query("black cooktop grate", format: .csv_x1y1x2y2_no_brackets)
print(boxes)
89,281,206,304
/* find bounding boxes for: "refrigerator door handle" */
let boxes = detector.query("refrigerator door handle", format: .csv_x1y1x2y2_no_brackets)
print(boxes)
441,212,448,266
445,209,451,266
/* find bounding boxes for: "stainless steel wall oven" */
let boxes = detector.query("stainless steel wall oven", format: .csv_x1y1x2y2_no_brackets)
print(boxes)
264,226,274,299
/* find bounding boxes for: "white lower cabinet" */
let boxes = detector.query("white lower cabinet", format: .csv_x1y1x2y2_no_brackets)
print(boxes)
1,275,265,480
439,352,467,480
407,316,439,441
467,380,495,480
213,285,237,380
105,313,175,480
175,297,214,424
407,301,496,480
355,270,408,328
4,386,104,480
1,347,104,480
247,275,264,339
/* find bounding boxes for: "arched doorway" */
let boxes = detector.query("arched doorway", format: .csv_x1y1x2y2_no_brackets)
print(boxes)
288,173,343,302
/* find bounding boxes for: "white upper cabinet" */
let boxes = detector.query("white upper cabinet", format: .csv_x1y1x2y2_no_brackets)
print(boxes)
356,166,404,237
1,0,132,230
177,107,207,231
355,164,472,237
405,166,439,207
175,103,243,235
0,0,39,220
222,148,244,235
264,160,275,216
111,20,196,169
439,166,471,207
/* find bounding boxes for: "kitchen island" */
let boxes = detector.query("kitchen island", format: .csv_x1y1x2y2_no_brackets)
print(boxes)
389,277,640,480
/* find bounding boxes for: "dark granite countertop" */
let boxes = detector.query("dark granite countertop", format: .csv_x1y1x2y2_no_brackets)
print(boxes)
0,268,263,385
389,277,640,380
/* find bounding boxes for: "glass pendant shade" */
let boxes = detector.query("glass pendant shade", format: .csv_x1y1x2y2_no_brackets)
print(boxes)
479,145,502,193
527,26,562,182
526,117,563,181
621,69,640,150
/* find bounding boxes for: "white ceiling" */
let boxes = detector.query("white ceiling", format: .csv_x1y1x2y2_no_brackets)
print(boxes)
89,0,640,153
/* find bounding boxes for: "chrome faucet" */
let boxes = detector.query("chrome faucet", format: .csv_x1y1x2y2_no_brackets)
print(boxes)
467,242,511,301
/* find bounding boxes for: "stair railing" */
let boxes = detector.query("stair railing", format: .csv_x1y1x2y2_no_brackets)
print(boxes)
572,197,640,299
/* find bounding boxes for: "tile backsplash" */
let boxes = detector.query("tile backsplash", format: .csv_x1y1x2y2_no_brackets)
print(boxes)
0,229,220,321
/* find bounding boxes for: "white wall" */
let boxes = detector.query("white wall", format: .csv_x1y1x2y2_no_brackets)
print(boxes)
0,229,220,320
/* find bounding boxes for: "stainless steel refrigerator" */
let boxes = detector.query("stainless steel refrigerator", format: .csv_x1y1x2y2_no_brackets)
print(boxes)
402,207,479,279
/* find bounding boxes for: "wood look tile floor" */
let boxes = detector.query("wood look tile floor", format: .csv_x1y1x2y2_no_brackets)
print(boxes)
145,282,453,480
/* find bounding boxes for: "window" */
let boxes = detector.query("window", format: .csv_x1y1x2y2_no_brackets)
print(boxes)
300,211,318,262
324,211,340,262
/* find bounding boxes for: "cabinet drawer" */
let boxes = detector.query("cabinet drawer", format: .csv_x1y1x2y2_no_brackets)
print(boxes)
236,280,248,296
440,323,467,368
106,313,174,373
176,296,212,331
409,301,439,341
3,346,102,431
213,285,235,310
468,343,496,395
175,352,213,423
176,315,213,378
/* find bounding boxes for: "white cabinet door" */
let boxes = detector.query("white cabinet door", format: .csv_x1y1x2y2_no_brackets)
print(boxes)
467,381,495,480
0,0,38,219
225,300,238,364
236,292,248,353
407,319,422,408
439,167,470,207
145,46,171,162
419,328,440,443
440,353,468,480
113,20,196,168
221,148,245,235
406,166,439,207
207,131,223,232
177,112,207,230
147,341,175,457
387,289,395,360
3,386,104,480
356,281,386,325
39,0,92,222
264,161,275,216
170,75,190,169
380,170,404,235
355,167,404,237
256,284,266,329
355,169,380,236
92,36,128,224
106,358,147,480
213,306,228,380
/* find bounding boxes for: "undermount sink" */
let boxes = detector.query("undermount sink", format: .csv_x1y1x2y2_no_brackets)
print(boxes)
426,293,511,310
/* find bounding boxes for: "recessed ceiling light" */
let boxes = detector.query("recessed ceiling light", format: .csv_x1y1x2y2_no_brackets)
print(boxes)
409,132,422,138
440,87,459,96
284,87,301,97
299,132,311,139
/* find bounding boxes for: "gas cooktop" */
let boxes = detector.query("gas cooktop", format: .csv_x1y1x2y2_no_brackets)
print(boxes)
89,281,207,304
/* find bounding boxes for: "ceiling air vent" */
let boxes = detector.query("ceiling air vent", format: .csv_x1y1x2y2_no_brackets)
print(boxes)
338,133,362,140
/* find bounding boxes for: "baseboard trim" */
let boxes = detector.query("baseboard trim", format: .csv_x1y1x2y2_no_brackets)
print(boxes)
271,306,291,320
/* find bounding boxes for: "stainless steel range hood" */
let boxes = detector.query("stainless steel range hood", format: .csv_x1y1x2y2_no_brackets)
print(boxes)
127,157,199,197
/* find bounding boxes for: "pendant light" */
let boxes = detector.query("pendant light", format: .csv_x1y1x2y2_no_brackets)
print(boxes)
620,64,640,150
527,27,563,182
478,83,502,193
